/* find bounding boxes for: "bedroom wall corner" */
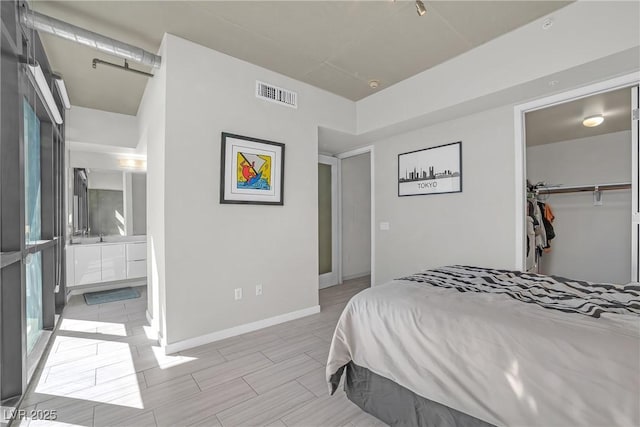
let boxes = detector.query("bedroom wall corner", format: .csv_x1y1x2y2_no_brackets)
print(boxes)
159,34,356,347
373,106,516,284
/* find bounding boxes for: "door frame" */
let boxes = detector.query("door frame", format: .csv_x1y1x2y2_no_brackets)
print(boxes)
319,154,340,288
336,145,375,287
632,85,639,282
513,72,640,275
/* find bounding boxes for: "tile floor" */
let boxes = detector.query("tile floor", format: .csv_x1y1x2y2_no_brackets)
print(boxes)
14,276,386,427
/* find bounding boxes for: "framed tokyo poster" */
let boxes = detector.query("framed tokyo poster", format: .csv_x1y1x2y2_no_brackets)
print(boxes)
398,141,462,196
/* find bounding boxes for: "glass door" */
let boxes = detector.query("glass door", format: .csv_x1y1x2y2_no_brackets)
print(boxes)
318,155,339,288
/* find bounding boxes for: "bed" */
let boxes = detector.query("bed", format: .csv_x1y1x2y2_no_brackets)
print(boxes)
326,265,640,427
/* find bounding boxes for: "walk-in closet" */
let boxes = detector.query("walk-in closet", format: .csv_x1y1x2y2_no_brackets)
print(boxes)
525,86,637,285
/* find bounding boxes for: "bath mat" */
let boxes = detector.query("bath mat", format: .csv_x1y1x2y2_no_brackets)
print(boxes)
84,287,140,305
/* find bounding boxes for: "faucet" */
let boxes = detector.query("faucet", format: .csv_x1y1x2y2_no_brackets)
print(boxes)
99,233,104,242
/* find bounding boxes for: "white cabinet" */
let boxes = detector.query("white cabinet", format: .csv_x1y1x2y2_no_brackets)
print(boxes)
126,242,146,262
68,240,147,287
74,245,102,285
126,242,147,279
127,260,146,279
101,244,126,282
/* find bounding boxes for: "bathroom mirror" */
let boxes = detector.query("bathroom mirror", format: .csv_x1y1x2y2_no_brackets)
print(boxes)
73,167,146,237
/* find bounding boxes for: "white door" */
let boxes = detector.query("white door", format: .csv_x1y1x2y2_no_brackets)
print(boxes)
319,155,340,288
632,86,639,282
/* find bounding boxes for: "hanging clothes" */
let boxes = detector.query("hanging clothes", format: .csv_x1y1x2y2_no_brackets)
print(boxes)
541,202,556,253
526,216,536,272
532,201,547,254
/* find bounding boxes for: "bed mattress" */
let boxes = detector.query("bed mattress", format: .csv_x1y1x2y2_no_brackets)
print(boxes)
327,266,640,426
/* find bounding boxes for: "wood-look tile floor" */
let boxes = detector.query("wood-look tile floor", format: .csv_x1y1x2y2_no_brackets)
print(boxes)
16,277,387,427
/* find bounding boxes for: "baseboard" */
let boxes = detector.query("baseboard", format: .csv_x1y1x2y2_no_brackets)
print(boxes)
67,279,147,296
163,305,321,355
342,271,371,281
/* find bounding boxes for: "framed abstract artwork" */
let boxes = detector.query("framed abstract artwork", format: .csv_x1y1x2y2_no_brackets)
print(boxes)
398,141,462,196
220,132,285,205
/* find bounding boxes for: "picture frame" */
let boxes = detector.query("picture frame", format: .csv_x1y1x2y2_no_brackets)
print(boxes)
398,141,462,197
220,132,285,205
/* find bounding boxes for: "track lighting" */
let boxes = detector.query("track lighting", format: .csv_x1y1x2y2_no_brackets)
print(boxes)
416,0,426,16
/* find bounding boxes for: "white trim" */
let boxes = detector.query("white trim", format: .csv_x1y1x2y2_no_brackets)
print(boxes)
342,271,371,281
632,85,639,282
335,145,375,286
67,278,147,296
146,309,153,326
337,157,343,284
319,154,340,288
336,145,372,160
163,305,321,354
513,72,640,271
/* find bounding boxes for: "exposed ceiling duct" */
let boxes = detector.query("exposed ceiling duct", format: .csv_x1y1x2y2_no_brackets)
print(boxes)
20,6,161,69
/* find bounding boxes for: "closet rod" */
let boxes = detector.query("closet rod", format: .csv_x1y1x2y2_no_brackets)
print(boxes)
535,182,631,195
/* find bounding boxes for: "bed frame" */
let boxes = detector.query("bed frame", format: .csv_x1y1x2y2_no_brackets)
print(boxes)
342,362,494,427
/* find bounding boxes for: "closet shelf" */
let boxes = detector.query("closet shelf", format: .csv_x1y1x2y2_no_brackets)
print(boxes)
535,182,631,195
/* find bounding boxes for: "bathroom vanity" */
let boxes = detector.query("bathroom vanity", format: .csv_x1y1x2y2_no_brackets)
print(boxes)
66,237,147,289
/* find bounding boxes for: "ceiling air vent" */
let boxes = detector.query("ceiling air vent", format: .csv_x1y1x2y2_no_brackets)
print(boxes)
256,81,297,109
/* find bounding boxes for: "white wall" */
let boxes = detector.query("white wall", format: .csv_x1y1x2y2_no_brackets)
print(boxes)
87,170,123,191
67,106,139,148
374,106,516,284
141,34,355,347
341,153,371,280
526,131,631,284
137,39,168,339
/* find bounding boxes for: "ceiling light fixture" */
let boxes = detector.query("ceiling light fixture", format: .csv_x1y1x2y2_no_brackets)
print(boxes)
415,0,426,16
26,61,63,124
53,76,71,110
582,114,604,127
369,80,380,89
118,158,147,170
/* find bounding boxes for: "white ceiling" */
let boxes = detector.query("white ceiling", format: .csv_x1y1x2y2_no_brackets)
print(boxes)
31,1,572,115
525,87,632,146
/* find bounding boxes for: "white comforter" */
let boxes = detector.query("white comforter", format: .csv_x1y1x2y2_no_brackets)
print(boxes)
327,276,640,426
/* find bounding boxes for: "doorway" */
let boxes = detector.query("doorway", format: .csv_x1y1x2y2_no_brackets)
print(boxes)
318,155,339,288
340,152,372,284
514,74,639,283
318,146,376,289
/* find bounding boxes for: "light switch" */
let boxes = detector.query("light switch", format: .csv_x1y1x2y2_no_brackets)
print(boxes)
379,222,390,231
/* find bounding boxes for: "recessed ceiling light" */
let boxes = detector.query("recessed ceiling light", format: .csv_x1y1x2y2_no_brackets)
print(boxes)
583,114,604,127
542,18,554,30
369,80,380,89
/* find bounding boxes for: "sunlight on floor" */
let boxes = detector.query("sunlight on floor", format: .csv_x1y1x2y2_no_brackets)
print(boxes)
29,317,149,411
59,318,127,336
151,345,196,370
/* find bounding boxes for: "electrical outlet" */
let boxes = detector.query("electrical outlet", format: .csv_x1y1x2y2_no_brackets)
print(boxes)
256,284,263,296
234,288,242,300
